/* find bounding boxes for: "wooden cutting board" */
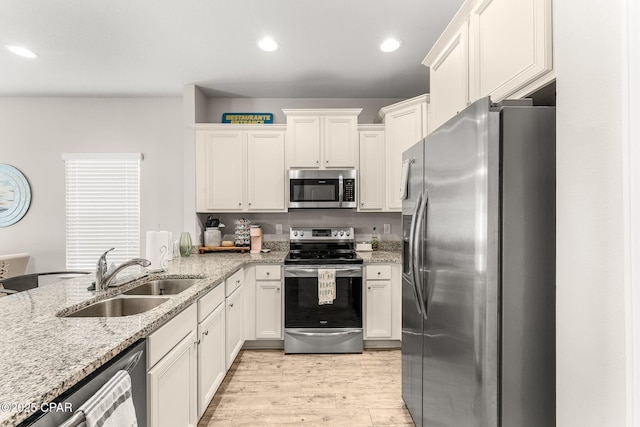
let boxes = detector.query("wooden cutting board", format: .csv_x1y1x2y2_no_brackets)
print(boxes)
197,246,250,254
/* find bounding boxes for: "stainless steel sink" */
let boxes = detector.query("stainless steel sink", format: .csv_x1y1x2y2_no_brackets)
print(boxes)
122,278,200,296
66,296,170,317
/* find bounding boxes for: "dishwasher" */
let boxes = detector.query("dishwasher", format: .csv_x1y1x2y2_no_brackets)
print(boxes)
19,339,147,427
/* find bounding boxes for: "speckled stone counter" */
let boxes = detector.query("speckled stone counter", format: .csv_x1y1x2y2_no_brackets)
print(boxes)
357,250,402,264
0,251,286,427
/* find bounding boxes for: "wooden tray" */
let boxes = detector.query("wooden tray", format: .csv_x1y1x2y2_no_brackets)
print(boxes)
197,246,250,254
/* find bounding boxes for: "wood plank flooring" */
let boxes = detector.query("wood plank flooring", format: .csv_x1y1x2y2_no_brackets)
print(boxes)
198,349,415,426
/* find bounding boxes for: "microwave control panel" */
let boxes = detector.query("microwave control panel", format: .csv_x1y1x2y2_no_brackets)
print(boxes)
344,179,355,202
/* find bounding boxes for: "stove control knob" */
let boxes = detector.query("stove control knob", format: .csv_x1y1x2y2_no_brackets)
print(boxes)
333,231,338,236
346,230,350,236
300,231,305,237
339,230,344,236
293,231,298,237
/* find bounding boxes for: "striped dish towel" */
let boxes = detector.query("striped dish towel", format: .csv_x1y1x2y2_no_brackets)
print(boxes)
318,268,336,305
78,370,137,427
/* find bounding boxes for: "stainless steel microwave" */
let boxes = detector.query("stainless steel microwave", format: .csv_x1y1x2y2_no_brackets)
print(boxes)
288,169,356,209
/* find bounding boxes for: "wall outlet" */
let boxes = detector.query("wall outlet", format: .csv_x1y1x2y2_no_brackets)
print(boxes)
276,224,283,234
384,223,391,234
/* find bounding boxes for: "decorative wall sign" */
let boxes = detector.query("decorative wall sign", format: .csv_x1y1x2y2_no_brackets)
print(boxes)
0,164,32,227
222,113,274,124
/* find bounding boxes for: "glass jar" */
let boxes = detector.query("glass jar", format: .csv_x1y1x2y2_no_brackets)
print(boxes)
179,232,192,257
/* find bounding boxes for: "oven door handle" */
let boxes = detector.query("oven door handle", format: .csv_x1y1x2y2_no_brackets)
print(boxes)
286,330,361,337
284,266,363,278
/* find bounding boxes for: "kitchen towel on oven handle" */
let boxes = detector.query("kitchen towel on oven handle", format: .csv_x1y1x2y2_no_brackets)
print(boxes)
318,268,336,305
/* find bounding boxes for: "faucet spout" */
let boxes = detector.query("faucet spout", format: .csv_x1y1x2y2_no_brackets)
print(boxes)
95,249,151,291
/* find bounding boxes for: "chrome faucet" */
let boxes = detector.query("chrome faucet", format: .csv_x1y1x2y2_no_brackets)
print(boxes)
96,248,151,291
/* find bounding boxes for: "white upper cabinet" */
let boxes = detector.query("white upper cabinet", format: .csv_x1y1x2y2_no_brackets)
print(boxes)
284,109,362,169
195,125,287,212
423,0,554,131
424,22,469,133
196,130,245,211
378,95,428,211
469,0,553,102
358,125,385,211
247,131,286,211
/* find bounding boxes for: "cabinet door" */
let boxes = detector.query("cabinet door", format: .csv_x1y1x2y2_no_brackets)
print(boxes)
429,22,469,132
469,0,552,102
287,116,321,167
247,131,286,211
323,116,358,168
365,280,392,339
358,130,385,211
255,281,282,339
148,331,197,427
225,285,244,369
195,131,245,211
385,103,425,211
197,303,225,418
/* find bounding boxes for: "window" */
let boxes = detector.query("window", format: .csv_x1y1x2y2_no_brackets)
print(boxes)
62,153,142,271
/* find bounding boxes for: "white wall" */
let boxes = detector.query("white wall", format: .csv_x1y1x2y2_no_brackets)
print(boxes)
555,1,627,425
0,98,183,273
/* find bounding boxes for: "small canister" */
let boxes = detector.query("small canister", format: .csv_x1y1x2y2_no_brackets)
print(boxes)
204,227,222,247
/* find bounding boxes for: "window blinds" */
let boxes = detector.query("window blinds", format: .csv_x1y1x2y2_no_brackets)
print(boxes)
62,153,142,271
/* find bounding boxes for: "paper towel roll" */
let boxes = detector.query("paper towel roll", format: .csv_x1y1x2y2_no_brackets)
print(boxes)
146,231,170,271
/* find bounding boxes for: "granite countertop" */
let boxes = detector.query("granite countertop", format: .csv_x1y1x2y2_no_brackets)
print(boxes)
0,247,400,426
0,251,286,427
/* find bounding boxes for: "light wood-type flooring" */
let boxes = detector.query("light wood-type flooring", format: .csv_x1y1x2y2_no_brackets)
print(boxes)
198,349,415,426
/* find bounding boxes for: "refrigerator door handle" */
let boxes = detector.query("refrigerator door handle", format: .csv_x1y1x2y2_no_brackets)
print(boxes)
413,190,429,319
407,190,423,315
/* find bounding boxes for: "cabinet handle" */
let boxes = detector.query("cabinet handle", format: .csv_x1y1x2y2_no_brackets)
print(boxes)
277,287,281,292
204,330,209,336
326,160,329,164
377,271,381,275
238,202,242,206
229,303,234,308
248,202,252,206
266,272,270,275
361,202,364,206
316,160,319,164
195,339,201,345
368,286,372,290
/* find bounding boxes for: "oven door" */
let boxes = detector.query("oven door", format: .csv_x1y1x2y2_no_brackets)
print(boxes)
284,265,362,329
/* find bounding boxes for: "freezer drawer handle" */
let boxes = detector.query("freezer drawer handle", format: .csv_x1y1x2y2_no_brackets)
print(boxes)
287,330,361,338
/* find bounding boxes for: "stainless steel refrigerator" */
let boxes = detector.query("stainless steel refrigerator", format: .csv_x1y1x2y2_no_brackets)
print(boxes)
401,97,556,426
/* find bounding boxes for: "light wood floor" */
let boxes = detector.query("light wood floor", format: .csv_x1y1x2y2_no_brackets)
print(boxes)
198,349,415,426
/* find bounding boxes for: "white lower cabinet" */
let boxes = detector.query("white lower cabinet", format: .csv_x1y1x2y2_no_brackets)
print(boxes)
364,264,402,340
255,265,283,339
147,304,198,427
197,302,225,418
225,284,244,369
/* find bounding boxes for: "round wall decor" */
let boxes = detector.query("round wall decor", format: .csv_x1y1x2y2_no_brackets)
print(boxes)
0,164,32,227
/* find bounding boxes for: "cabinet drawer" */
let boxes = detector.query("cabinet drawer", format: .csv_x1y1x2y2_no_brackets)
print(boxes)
366,265,391,280
255,265,281,281
225,269,243,297
148,303,197,369
198,282,225,323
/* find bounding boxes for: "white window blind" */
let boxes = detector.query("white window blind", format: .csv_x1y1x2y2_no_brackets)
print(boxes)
63,153,142,271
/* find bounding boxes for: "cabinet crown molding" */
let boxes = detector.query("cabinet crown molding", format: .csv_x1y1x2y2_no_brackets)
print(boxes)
422,0,475,67
376,94,429,123
282,108,362,117
191,123,287,131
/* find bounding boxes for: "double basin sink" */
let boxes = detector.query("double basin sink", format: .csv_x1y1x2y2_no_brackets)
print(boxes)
65,278,200,318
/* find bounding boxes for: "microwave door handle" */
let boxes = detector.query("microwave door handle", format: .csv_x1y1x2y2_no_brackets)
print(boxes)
338,174,344,207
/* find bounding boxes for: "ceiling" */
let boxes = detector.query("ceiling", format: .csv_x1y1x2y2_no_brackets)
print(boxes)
0,0,464,99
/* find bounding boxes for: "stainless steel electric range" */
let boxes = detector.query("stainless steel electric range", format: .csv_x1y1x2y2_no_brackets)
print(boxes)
283,227,364,354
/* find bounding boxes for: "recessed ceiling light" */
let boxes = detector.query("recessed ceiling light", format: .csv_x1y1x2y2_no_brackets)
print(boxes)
380,38,402,53
6,45,38,59
258,37,279,52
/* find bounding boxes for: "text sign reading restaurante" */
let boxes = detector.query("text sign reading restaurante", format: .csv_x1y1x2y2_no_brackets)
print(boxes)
222,113,274,124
